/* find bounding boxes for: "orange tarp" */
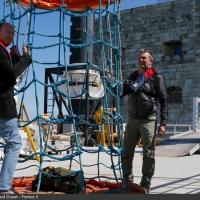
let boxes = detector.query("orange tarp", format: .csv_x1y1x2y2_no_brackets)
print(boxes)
12,176,34,188
85,179,144,194
12,177,145,194
18,0,113,11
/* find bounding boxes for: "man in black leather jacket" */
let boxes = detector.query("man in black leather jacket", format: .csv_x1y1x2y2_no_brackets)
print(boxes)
121,48,168,194
0,22,31,194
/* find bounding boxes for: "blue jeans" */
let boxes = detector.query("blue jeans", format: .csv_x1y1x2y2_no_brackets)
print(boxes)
0,118,22,190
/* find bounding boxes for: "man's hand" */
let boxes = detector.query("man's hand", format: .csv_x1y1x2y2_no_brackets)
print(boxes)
157,125,166,136
22,45,30,56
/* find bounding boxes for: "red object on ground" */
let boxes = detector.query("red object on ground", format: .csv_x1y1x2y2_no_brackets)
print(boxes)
12,177,145,194
12,176,34,188
85,179,144,194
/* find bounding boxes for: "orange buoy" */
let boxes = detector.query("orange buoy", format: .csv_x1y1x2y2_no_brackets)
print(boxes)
18,0,113,11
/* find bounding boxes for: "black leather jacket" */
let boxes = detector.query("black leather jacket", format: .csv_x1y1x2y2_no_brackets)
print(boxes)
123,70,168,125
0,45,32,119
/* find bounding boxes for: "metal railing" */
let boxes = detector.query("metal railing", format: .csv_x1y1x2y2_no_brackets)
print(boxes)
165,124,192,136
122,123,192,136
192,97,200,131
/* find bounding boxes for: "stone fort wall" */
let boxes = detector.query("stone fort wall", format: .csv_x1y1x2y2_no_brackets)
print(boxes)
120,0,200,124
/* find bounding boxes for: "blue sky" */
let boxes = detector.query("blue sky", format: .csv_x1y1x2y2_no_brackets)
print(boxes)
0,0,159,119
121,0,158,10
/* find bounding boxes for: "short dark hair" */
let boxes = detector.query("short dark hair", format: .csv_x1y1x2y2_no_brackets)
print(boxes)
139,48,154,62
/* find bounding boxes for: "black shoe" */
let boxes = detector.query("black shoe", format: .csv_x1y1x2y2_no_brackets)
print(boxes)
121,180,133,191
141,187,150,194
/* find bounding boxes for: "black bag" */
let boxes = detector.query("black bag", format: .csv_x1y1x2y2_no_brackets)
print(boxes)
32,166,84,193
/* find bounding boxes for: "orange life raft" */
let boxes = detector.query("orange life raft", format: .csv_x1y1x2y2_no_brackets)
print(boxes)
18,0,113,11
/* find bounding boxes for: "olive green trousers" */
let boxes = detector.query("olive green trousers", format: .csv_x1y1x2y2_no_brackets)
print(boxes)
122,118,156,189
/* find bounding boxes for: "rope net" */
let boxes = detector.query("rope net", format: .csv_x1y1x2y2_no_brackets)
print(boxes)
1,0,124,193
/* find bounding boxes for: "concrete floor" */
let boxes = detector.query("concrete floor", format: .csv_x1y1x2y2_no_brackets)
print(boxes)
2,146,199,194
